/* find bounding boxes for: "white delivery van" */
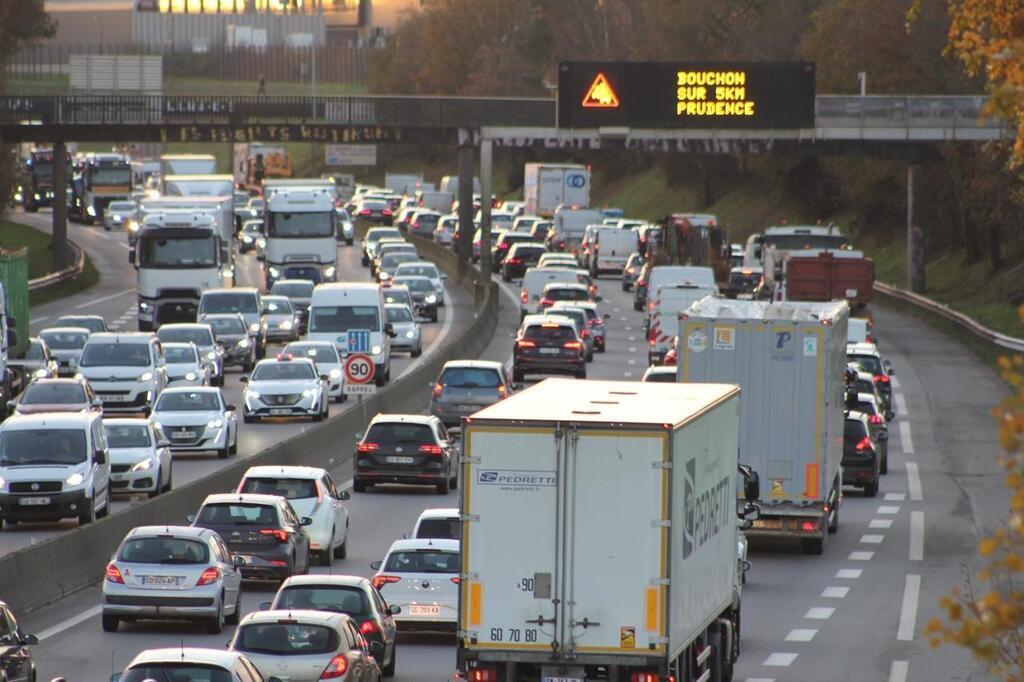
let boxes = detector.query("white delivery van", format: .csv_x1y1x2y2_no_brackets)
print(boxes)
307,283,392,386
418,191,453,213
645,283,719,365
519,268,583,319
591,225,639,275
644,265,717,315
439,175,481,197
548,206,604,253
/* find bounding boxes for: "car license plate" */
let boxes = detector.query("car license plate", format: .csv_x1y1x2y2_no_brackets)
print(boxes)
142,575,180,586
459,404,477,413
101,395,129,403
752,519,782,530
544,678,582,682
539,348,559,354
174,431,197,439
18,496,50,506
409,604,440,616
386,456,415,464
270,408,292,416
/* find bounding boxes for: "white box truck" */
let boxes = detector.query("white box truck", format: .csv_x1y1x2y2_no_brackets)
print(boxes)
677,298,848,554
458,378,757,682
523,163,591,217
384,173,423,195
159,154,217,178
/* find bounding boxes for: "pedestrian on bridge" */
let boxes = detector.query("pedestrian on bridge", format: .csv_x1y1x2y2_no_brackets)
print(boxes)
257,73,267,97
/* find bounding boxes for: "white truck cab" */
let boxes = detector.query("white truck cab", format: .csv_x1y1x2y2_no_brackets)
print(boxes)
262,187,338,289
308,283,393,386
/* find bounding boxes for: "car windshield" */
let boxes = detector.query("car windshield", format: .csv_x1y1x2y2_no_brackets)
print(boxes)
416,518,461,540
263,299,294,314
267,211,334,239
138,234,217,268
240,477,317,499
120,664,233,682
40,331,88,350
386,306,413,323
309,306,381,333
56,317,106,333
855,400,879,416
396,264,439,278
763,233,849,251
164,346,198,364
252,362,316,381
362,200,389,212
0,429,87,466
848,355,883,375
366,228,400,242
201,293,258,315
397,278,432,293
855,378,876,395
23,342,44,361
156,391,220,412
382,253,415,268
20,383,86,405
365,422,435,447
730,271,761,287
79,343,152,367
118,537,209,564
414,213,439,227
644,371,676,383
236,623,338,656
196,503,277,526
439,367,501,388
105,423,152,448
272,283,314,299
383,289,412,306
383,549,459,573
546,310,585,328
207,318,247,336
287,344,339,364
275,586,370,615
108,201,134,213
158,328,213,347
242,224,261,236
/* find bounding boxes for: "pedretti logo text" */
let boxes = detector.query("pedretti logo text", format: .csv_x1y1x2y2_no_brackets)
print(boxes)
477,469,557,490
681,458,731,560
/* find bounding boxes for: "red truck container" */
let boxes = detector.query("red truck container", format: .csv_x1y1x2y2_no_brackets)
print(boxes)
784,250,875,306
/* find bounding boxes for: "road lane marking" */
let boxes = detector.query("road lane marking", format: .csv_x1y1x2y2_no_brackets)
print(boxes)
763,653,798,667
72,288,135,309
29,315,50,324
836,569,862,579
849,551,874,561
889,661,909,682
745,679,775,682
861,534,885,544
627,359,636,365
619,316,627,322
870,519,894,529
910,511,924,561
613,308,620,313
906,462,923,501
822,586,849,598
886,492,906,501
899,422,915,453
37,605,102,641
878,505,900,514
629,347,636,352
804,607,835,620
628,336,636,341
785,629,817,642
894,393,908,417
891,376,901,388
897,574,921,641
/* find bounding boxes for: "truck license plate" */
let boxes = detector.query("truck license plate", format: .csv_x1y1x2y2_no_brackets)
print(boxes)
18,496,50,506
386,456,415,464
409,605,440,616
752,519,782,530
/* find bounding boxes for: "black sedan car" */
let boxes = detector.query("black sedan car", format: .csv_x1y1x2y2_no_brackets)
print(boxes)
0,600,39,682
842,412,879,497
354,414,457,495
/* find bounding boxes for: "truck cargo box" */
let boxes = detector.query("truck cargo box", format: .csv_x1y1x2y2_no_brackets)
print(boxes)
783,249,875,305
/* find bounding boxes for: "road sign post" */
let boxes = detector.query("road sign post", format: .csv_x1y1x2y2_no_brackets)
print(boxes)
343,352,376,397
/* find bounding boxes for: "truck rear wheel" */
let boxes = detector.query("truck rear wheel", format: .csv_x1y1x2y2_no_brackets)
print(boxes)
801,534,826,555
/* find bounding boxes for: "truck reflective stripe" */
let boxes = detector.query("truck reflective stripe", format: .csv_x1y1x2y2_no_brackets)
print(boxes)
645,586,659,631
469,581,482,626
804,463,819,499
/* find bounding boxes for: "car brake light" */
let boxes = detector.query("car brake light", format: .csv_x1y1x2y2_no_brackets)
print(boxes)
196,567,221,586
319,654,349,679
648,326,658,343
630,673,660,682
637,278,646,287
855,436,872,451
359,209,371,216
105,563,124,584
419,444,443,455
372,575,401,590
563,340,583,350
869,414,883,425
539,297,554,308
357,442,380,453
260,528,289,542
469,670,497,682
874,374,890,384
360,620,380,635
516,339,537,349
520,289,528,304
382,209,392,216
451,576,461,584
581,328,589,338
506,257,521,265
432,383,444,399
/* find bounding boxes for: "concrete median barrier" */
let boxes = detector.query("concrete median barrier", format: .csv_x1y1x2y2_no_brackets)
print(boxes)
0,234,498,614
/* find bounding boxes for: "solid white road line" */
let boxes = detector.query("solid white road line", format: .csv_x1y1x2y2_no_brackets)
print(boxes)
861,534,885,544
897,574,921,641
849,551,874,561
763,653,798,667
906,462,923,501
785,629,817,642
870,519,894,529
878,505,900,514
804,607,835,620
886,492,906,501
37,605,102,641
899,421,915,454
401,292,455,374
891,376,902,388
72,287,136,309
822,586,850,598
910,511,924,561
836,569,862,579
29,315,50,325
745,679,776,682
894,393,908,417
889,661,909,682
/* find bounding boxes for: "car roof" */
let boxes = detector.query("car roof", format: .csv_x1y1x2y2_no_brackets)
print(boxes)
845,410,869,423
241,609,351,627
394,275,432,283
204,287,259,295
103,417,153,427
40,326,91,335
847,343,881,356
160,386,221,395
395,260,439,269
279,574,370,589
158,323,213,331
198,313,245,321
386,538,459,553
543,282,588,291
84,332,154,344
127,525,211,540
856,392,880,405
417,508,459,520
273,279,315,288
254,356,317,369
128,648,249,668
0,412,97,430
262,295,291,303
55,314,104,321
162,342,198,350
441,360,504,371
202,492,284,506
643,366,677,375
26,377,86,386
243,465,326,480
368,413,437,426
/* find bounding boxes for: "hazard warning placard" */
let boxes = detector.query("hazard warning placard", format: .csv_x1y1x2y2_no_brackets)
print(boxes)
581,72,620,108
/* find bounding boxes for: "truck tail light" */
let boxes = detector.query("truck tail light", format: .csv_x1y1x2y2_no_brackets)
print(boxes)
372,575,401,590
196,567,221,586
319,654,349,679
105,563,124,584
801,520,817,532
468,669,497,682
357,442,380,453
260,528,289,542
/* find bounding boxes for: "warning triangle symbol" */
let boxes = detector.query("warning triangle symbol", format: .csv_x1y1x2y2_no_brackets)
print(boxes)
581,72,620,108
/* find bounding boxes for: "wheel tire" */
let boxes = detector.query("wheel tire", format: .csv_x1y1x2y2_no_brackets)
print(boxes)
313,406,324,423
586,351,594,362
436,476,450,495
242,360,254,373
880,450,888,475
149,469,162,499
450,470,458,490
622,282,629,292
101,614,120,632
707,628,726,682
97,490,110,518
382,643,396,678
353,479,367,493
217,446,229,459
801,535,826,555
346,238,354,246
430,311,438,323
318,547,333,566
633,300,642,311
334,534,348,560
78,494,96,526
205,602,224,635
0,516,4,532
512,369,524,383
163,466,173,493
225,591,242,626
411,347,422,358
576,369,587,379
864,478,879,497
828,498,839,534
243,412,255,424
229,434,238,455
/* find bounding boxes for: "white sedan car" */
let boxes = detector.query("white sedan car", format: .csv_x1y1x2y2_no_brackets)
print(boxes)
104,418,172,497
238,465,351,566
241,356,329,423
162,342,209,387
151,387,238,459
283,341,346,403
393,261,445,306
116,648,259,682
371,538,459,633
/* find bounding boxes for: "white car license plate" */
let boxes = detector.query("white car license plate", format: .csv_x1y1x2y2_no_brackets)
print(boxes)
386,456,415,464
544,677,583,682
409,604,441,616
539,348,559,355
270,408,292,416
18,496,50,506
142,575,180,586
101,395,129,403
459,404,477,413
174,431,197,439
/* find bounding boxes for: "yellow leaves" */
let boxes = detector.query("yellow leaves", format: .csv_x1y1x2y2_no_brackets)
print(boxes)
980,537,1001,556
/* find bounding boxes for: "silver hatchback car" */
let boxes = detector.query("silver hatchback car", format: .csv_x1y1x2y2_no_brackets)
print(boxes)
102,525,244,634
428,360,513,427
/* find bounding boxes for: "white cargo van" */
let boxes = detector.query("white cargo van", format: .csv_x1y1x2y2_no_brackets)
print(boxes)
644,265,716,315
307,283,392,386
590,225,639,275
519,268,583,319
418,191,453,213
547,206,603,253
645,283,718,364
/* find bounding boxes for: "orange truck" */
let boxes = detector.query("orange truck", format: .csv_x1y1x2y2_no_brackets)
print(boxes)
782,249,875,307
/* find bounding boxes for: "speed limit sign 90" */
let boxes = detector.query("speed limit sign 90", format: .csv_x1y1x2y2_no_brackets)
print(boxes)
343,353,376,385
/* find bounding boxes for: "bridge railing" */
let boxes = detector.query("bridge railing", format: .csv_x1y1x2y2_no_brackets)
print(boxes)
815,95,1003,130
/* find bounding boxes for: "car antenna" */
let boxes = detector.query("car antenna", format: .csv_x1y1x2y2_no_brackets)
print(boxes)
181,637,185,660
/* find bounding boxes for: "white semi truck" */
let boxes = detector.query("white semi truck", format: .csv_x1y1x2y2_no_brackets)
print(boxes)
524,163,591,217
458,378,759,682
159,154,218,178
261,184,338,289
677,298,849,554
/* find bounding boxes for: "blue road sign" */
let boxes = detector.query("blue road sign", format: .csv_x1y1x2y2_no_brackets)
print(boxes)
347,329,371,353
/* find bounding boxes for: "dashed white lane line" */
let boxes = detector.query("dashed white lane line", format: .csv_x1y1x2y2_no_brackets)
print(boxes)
890,375,901,388
836,569,862,579
629,347,636,353
870,519,894,529
746,678,775,682
899,421,915,454
861,534,885,544
763,653,798,667
29,315,50,325
906,462,923,501
878,505,900,514
72,287,136,309
822,586,849,598
623,372,633,378
894,393,908,417
627,359,636,365
897,574,921,641
910,511,924,561
627,336,636,342
37,605,101,641
886,492,906,501
889,660,909,682
804,607,835,620
785,629,818,642
849,551,874,561
619,316,627,322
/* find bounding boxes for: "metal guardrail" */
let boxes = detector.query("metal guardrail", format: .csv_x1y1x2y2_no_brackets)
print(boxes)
874,281,1024,353
27,239,84,291
816,95,1002,130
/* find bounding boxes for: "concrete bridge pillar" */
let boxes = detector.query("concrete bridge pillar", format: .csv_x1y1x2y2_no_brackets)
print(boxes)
51,141,68,273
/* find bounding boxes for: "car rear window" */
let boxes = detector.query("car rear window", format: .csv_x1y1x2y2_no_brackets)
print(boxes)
159,328,214,347
275,586,370,615
439,367,501,388
855,400,879,416
643,372,676,383
236,622,339,656
121,664,232,682
384,550,459,573
844,419,870,450
523,325,576,342
197,503,278,526
56,317,106,334
547,288,589,301
415,518,461,540
364,422,435,447
848,355,883,375
40,331,89,349
118,537,209,564
240,477,318,500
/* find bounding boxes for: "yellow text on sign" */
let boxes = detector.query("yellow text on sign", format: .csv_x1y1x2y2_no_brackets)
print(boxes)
675,70,757,118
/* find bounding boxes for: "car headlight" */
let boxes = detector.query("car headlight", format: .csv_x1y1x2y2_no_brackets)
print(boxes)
279,320,293,330
65,472,85,487
371,345,382,355
0,476,6,492
206,351,218,360
425,294,438,304
324,266,336,279
245,390,261,400
34,368,49,378
128,220,140,233
131,458,152,472
237,338,250,348
207,418,224,429
267,267,280,278
379,272,391,281
86,205,96,216
138,372,154,382
33,193,41,200
185,372,197,381
242,236,253,244
250,209,258,217
138,301,151,311
111,214,122,222
249,323,260,333
301,388,317,398
405,330,416,338
328,368,342,379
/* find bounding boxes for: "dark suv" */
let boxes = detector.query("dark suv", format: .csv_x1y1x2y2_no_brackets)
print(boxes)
501,242,546,281
354,415,457,495
842,413,879,497
849,392,893,474
492,232,541,272
512,318,586,382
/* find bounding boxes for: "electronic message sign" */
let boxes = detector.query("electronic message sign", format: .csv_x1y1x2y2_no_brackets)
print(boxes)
558,62,815,129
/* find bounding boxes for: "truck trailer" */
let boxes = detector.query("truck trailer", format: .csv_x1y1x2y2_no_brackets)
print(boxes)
523,163,591,217
458,378,757,682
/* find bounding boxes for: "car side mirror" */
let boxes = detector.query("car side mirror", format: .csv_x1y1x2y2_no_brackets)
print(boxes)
239,376,249,383
885,410,895,422
158,437,171,448
5,400,14,412
320,374,329,382
384,323,396,338
233,554,246,567
402,532,411,539
225,404,236,412
603,313,611,319
887,367,895,376
388,603,401,615
595,294,603,302
370,560,382,570
186,513,196,524
21,633,38,646
337,490,350,501
878,431,889,441
94,449,107,465
300,516,313,526
128,246,136,266
441,273,448,280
